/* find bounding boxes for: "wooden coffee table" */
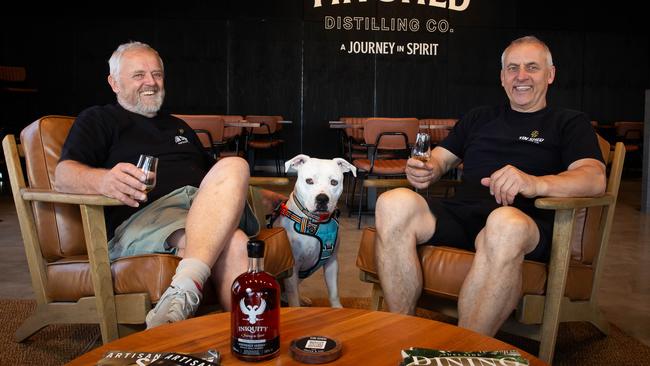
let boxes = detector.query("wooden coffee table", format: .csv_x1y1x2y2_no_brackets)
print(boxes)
67,307,547,365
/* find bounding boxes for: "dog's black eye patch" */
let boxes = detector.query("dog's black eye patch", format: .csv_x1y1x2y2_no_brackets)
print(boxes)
331,179,338,186
306,178,314,185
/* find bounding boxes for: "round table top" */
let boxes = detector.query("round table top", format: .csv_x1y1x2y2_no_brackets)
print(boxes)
67,307,547,365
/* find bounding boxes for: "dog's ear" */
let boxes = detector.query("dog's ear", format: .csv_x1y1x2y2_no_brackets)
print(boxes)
285,154,310,173
333,158,357,177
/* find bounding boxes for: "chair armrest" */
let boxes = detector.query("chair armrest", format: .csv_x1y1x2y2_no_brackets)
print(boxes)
247,177,289,229
534,194,614,210
20,188,123,342
534,192,615,359
20,188,122,206
249,177,289,186
363,178,410,188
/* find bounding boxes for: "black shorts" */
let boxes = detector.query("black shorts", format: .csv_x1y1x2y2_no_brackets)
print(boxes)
426,198,553,262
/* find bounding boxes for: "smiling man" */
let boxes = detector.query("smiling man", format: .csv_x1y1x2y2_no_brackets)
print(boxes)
373,36,606,336
54,41,260,329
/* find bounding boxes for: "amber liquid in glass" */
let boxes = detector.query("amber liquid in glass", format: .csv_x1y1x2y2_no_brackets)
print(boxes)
231,240,280,361
412,155,429,162
143,182,155,193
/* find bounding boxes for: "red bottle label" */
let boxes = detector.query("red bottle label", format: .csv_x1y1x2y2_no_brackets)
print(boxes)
231,272,280,360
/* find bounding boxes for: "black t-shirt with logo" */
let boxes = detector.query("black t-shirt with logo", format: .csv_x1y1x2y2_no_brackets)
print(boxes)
60,104,214,237
440,104,604,210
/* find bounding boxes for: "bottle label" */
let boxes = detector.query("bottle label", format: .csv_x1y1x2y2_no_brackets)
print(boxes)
231,286,280,358
232,335,280,356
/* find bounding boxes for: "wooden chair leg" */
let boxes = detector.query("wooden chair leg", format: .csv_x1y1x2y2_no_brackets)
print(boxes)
587,306,611,335
357,177,365,229
14,298,106,342
538,208,575,363
347,175,358,215
14,307,52,342
370,283,384,311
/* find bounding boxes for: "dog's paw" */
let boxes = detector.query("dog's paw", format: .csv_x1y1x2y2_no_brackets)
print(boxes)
330,300,343,308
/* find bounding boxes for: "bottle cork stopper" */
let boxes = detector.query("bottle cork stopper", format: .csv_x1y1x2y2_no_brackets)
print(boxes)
289,336,342,364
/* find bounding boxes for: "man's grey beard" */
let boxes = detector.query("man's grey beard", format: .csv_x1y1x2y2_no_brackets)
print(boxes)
118,89,165,117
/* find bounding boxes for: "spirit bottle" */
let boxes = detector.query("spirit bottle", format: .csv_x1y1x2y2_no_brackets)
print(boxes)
231,239,281,361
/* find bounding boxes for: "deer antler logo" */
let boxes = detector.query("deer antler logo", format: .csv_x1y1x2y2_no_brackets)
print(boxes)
240,297,266,324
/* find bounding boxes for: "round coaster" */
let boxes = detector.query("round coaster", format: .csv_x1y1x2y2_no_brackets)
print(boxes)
289,335,342,364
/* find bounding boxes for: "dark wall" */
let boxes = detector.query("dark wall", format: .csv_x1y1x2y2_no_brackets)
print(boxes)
1,1,648,159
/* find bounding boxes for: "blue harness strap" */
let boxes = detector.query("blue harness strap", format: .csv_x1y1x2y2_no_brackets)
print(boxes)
273,198,340,279
294,216,339,279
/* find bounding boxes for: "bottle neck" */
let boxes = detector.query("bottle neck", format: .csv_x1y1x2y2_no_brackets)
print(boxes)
248,257,264,272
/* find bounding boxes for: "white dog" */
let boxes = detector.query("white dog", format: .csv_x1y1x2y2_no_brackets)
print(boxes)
271,154,356,308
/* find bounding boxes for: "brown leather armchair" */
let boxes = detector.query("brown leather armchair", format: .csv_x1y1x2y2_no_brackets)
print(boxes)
356,136,625,363
2,116,294,344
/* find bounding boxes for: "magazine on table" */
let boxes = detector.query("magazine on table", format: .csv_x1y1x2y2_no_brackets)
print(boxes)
96,349,220,366
400,348,529,366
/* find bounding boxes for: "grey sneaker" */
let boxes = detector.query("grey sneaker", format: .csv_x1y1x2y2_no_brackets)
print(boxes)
145,277,202,329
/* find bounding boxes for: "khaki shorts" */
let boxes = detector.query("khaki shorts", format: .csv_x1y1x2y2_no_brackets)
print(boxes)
107,185,260,260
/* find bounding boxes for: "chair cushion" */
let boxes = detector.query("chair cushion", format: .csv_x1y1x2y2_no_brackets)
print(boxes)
256,227,295,277
46,227,294,303
356,227,594,301
46,254,179,302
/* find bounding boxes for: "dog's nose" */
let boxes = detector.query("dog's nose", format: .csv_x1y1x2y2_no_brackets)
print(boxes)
316,194,329,209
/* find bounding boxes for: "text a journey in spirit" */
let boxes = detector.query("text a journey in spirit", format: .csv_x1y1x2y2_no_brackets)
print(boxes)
342,41,439,55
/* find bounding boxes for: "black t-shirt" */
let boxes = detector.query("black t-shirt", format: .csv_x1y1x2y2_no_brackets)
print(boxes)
59,104,214,237
440,104,604,210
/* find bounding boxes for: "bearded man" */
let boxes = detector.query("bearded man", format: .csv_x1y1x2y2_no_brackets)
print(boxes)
55,41,259,329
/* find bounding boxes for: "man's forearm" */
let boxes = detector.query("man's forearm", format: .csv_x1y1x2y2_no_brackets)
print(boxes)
535,162,606,198
430,146,461,181
54,160,106,195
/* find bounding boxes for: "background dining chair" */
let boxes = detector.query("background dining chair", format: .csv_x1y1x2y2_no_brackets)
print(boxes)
2,116,294,344
418,118,458,147
245,115,285,176
613,121,643,175
339,117,368,162
172,114,226,159
419,118,462,192
350,117,419,228
218,115,246,157
355,135,625,363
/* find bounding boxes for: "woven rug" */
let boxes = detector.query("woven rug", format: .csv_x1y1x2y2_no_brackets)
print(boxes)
0,299,101,365
2,298,649,365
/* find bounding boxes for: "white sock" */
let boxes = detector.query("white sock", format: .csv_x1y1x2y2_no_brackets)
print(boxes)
171,258,211,295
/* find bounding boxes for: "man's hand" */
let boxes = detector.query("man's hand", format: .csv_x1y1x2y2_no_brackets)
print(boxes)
406,158,437,190
481,165,539,206
98,163,148,207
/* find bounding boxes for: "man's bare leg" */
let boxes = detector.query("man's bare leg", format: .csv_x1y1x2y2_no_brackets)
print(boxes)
146,157,251,328
166,229,248,312
184,157,250,265
210,230,249,310
374,188,436,315
458,206,539,335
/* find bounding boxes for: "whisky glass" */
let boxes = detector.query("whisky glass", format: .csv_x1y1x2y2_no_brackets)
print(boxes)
411,132,431,162
136,155,158,197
